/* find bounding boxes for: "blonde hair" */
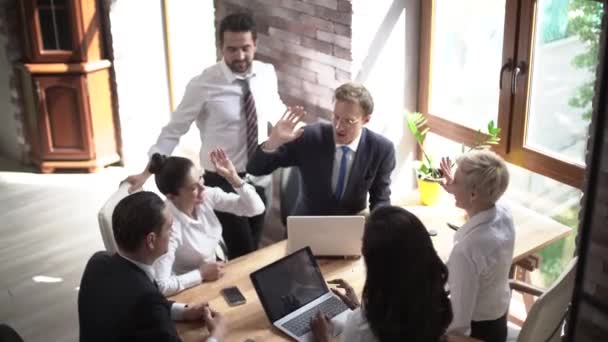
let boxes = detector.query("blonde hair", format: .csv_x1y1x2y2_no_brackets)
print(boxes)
334,82,374,116
456,150,509,204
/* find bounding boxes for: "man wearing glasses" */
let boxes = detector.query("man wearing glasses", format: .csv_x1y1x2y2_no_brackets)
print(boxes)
247,82,396,216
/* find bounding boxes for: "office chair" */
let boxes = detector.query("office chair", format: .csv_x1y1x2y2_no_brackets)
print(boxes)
279,166,301,227
507,257,577,342
0,324,24,342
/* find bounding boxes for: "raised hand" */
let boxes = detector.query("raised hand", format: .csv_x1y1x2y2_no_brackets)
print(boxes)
125,171,150,193
265,106,306,150
328,279,359,310
209,148,240,186
440,157,454,192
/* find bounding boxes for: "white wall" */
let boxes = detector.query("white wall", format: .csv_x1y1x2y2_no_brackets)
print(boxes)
0,30,22,161
352,0,420,202
109,0,216,171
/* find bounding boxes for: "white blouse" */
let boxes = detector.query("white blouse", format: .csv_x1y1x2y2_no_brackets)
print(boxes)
153,184,264,295
447,204,515,335
340,308,378,342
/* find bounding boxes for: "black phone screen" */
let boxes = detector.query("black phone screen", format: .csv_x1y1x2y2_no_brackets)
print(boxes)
221,286,246,306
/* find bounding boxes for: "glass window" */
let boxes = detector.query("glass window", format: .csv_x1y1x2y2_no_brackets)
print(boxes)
525,0,603,165
429,0,506,129
38,0,72,51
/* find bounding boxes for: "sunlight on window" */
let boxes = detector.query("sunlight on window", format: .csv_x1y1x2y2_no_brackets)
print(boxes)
429,0,505,129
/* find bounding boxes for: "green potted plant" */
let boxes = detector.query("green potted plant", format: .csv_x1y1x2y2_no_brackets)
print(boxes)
405,112,501,205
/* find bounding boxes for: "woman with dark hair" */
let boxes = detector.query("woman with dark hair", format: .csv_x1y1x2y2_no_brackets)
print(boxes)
311,205,453,342
149,148,264,296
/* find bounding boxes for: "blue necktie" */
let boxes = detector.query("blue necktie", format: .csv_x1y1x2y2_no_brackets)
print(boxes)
335,146,349,200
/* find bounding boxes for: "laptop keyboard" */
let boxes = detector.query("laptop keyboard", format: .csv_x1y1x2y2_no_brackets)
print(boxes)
282,296,349,337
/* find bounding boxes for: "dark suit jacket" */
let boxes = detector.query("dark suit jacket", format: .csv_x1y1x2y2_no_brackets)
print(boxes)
78,252,180,342
247,123,395,215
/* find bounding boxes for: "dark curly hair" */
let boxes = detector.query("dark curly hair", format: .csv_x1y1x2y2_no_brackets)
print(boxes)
219,12,257,45
362,206,453,342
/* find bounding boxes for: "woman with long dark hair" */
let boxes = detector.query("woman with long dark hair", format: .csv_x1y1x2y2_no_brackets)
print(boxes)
311,205,453,342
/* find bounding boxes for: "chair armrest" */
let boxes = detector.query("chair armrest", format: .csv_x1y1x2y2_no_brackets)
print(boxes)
509,279,545,297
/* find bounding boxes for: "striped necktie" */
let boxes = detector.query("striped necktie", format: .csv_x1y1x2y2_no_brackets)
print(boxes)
238,78,258,160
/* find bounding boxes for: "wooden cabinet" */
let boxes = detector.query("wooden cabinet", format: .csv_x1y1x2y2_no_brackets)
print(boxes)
18,0,120,173
20,0,102,63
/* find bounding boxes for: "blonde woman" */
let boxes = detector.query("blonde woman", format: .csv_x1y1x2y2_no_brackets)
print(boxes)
440,150,514,342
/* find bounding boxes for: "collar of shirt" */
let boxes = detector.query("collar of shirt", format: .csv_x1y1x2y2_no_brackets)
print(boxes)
166,199,199,226
219,59,257,83
120,253,156,282
335,130,363,153
454,205,497,243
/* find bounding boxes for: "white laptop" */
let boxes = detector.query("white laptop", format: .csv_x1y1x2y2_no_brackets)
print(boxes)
250,247,351,341
287,216,365,257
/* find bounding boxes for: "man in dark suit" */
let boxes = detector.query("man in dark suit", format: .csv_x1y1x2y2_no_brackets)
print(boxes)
78,191,225,342
247,82,395,215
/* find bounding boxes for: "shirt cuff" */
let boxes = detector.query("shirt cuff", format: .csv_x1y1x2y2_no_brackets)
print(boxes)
207,337,219,342
171,302,188,321
260,141,277,153
181,269,203,287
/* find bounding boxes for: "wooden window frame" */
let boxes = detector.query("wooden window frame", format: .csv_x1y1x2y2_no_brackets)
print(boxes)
419,0,589,189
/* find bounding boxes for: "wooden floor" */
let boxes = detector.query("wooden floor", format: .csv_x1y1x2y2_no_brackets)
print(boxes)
0,160,127,341
0,157,285,342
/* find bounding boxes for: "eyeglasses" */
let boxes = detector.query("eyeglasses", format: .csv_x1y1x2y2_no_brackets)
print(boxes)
332,116,361,127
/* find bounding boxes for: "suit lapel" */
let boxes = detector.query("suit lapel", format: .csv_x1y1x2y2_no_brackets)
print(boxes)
341,128,368,201
321,125,337,194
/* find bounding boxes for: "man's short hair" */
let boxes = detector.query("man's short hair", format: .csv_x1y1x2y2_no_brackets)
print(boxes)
112,191,166,253
334,82,374,116
219,12,257,45
456,150,510,204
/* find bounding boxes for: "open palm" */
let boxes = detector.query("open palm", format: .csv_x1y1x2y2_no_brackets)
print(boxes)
209,148,237,180
268,107,306,147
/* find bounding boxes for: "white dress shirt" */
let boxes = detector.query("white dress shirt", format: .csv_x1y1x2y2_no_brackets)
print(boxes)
331,132,362,196
119,254,187,320
148,60,286,172
153,184,265,296
447,204,515,335
340,308,378,342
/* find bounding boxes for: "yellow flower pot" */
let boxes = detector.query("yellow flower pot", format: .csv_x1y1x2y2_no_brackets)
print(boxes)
417,178,442,206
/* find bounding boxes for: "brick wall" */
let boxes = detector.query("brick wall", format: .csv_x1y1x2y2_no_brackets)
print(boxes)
214,0,353,120
0,0,27,161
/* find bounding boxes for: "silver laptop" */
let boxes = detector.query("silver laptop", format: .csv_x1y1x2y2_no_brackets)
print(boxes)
250,247,352,341
287,216,365,257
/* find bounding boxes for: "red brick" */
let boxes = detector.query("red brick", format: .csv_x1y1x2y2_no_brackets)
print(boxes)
317,30,351,49
280,0,317,16
301,37,333,55
337,0,352,13
305,0,338,10
334,23,352,37
332,45,351,60
299,14,335,33
268,27,301,44
278,64,318,83
278,72,304,88
335,69,351,82
302,79,335,97
314,6,351,25
301,58,335,76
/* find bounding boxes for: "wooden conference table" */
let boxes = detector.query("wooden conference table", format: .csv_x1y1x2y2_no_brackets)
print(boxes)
170,204,571,342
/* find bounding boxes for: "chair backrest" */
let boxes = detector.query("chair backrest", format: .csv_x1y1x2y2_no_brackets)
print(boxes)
97,182,138,254
280,166,301,227
517,257,578,342
0,324,24,342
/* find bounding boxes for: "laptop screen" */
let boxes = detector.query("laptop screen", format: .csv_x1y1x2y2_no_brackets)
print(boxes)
250,247,328,322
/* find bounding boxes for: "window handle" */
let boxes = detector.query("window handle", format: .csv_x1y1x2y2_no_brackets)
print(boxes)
499,58,513,90
511,61,527,95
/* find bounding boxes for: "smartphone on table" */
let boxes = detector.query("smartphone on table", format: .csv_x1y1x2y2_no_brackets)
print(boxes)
221,286,246,306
